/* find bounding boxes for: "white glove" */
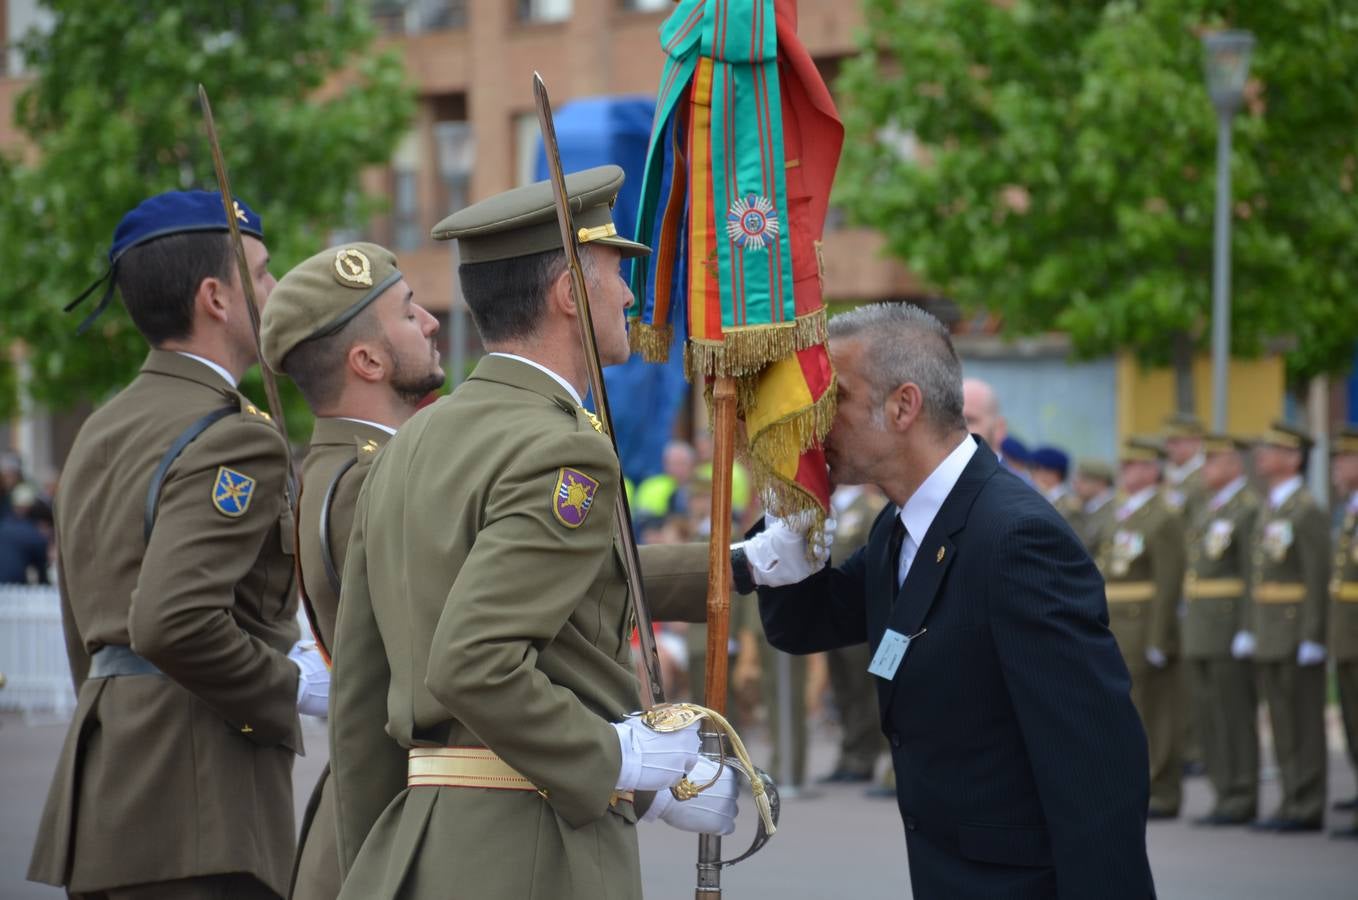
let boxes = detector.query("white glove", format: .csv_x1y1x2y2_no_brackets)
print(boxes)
738,514,836,588
1297,640,1327,666
613,714,701,792
1145,646,1167,669
642,756,740,835
1230,631,1256,660
289,640,329,718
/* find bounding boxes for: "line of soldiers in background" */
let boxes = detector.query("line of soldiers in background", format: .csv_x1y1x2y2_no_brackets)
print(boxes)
1028,415,1358,838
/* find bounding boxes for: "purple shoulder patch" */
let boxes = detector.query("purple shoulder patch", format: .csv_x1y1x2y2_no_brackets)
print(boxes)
553,467,599,528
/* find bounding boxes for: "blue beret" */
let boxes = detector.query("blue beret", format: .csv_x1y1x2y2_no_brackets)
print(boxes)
1030,446,1070,478
110,190,263,262
1000,436,1030,464
66,190,264,333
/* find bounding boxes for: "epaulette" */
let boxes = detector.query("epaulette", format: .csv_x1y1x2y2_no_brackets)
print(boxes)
241,400,273,422
550,396,604,434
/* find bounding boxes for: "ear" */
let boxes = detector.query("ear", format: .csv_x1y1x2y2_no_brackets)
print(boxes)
345,339,386,385
545,264,577,321
194,274,232,326
885,382,924,432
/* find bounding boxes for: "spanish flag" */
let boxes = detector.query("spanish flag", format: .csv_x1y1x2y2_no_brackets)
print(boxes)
631,0,842,528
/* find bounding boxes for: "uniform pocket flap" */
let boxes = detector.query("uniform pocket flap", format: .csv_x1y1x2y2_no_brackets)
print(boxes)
957,822,1052,868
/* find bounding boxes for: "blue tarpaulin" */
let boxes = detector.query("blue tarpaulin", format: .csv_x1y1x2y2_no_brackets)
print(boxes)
534,96,689,485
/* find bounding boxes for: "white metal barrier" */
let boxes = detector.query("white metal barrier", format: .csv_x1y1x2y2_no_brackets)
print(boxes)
0,584,77,717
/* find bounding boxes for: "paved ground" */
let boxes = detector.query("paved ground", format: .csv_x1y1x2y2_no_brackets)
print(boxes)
3,710,1355,899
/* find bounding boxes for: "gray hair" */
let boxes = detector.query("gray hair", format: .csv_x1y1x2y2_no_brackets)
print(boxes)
827,303,966,433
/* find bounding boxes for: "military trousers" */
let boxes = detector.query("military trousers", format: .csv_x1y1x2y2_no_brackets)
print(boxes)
1187,657,1258,819
825,642,884,777
291,765,341,900
1257,660,1328,824
70,874,280,900
1129,660,1183,814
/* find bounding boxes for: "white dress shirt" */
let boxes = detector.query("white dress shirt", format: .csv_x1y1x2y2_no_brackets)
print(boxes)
894,435,977,587
490,352,583,406
1208,476,1247,513
1268,475,1303,511
176,351,237,388
1116,486,1156,522
338,417,398,437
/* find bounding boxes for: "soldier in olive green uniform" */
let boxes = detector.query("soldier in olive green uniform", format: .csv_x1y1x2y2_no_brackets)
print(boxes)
1163,414,1208,773
1328,425,1358,839
260,242,446,900
1245,422,1330,832
817,485,889,784
1031,446,1084,532
329,168,744,900
1099,437,1185,818
1073,459,1116,554
29,192,319,899
1182,435,1259,825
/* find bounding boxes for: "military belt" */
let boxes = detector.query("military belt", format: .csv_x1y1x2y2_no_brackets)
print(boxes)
89,645,163,678
1184,578,1245,600
1105,582,1154,603
1254,582,1306,604
407,746,634,807
1335,582,1358,602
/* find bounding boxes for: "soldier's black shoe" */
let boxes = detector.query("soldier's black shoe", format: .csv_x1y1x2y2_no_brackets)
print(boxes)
1329,824,1358,839
816,768,873,785
1252,817,1322,833
1332,796,1358,812
1193,812,1252,826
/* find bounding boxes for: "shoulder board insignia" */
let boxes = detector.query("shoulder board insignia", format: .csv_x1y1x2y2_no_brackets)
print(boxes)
212,466,256,517
553,467,600,529
360,440,378,454
243,403,271,421
583,409,603,434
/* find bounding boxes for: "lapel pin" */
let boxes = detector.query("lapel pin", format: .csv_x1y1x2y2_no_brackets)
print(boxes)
936,546,946,563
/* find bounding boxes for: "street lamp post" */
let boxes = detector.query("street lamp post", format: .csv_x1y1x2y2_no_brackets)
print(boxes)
1203,29,1255,432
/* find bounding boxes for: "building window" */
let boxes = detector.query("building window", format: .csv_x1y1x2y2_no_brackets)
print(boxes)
433,121,474,215
372,0,467,35
391,131,424,252
517,0,572,24
513,112,542,188
5,0,55,77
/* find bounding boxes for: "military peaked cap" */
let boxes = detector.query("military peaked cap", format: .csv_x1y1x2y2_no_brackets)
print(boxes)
1120,436,1166,462
432,165,649,263
1162,412,1205,439
1331,424,1358,456
1256,420,1313,452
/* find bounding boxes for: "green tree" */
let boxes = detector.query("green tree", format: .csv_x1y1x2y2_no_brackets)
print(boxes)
836,0,1358,389
0,0,414,435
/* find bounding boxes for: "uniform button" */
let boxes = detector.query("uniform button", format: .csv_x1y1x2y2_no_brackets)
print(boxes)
890,732,902,748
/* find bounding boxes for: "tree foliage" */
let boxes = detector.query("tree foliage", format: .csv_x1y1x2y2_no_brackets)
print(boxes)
836,0,1358,381
0,0,414,432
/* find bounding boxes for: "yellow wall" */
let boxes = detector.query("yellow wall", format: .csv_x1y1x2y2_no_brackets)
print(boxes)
1117,353,1284,439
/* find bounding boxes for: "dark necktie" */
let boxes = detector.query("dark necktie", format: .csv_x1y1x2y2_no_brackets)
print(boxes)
887,515,907,589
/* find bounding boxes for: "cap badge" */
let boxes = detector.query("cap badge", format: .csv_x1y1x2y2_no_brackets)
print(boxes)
553,467,599,529
335,248,374,287
726,193,780,251
232,200,248,223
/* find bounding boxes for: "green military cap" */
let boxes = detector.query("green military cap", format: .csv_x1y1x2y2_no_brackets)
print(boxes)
260,242,403,373
1332,424,1358,456
1162,412,1204,439
1075,458,1114,484
1256,420,1313,452
1119,436,1165,462
431,164,650,264
1201,432,1250,454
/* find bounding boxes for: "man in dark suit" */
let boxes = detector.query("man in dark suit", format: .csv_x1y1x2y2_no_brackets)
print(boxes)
742,303,1154,899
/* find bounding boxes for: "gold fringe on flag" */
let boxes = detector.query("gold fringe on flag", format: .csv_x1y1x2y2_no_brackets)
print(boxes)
682,309,828,382
627,320,674,363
